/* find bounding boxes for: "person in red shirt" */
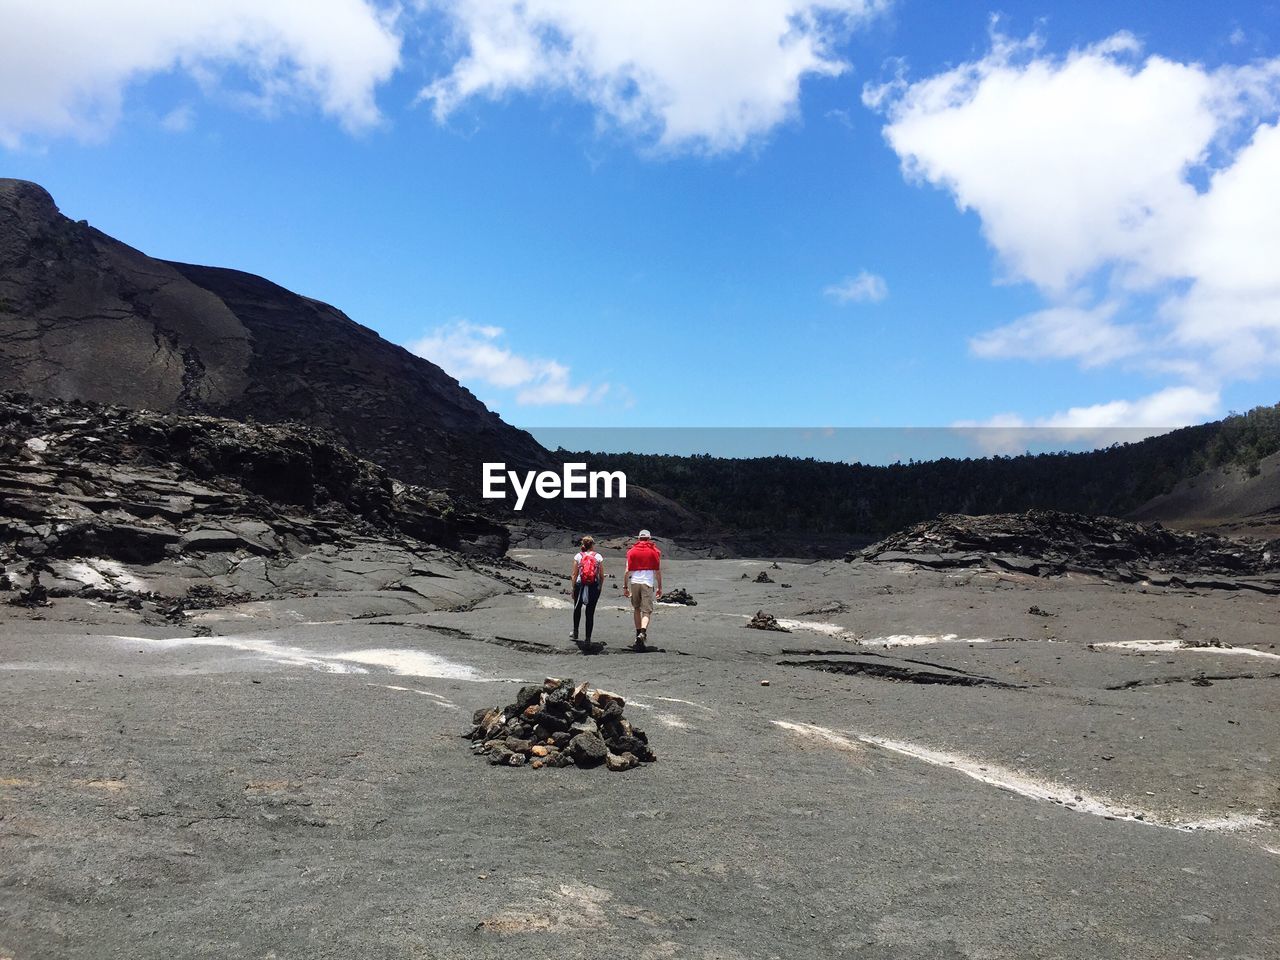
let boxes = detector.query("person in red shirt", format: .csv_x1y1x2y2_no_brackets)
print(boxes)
623,529,662,649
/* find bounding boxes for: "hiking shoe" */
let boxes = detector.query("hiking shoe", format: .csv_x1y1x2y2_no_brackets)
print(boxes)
570,633,579,641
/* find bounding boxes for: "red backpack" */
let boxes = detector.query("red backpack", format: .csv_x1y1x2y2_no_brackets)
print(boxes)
579,552,601,584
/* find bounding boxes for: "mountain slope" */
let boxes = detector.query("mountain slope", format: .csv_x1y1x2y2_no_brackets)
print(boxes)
1131,450,1280,537
0,178,546,499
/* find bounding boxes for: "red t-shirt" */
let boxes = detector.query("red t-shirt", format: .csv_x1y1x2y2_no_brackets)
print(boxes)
626,541,661,571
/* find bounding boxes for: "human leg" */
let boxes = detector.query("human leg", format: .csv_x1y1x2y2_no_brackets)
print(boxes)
583,582,601,640
635,584,654,643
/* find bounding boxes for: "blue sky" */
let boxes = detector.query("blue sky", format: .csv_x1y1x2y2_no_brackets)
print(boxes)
2,1,1278,446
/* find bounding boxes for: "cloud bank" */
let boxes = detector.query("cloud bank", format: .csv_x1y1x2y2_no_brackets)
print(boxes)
3,1,889,154
421,0,889,153
0,0,402,147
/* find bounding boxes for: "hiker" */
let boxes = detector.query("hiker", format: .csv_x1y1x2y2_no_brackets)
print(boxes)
570,535,604,646
623,529,662,648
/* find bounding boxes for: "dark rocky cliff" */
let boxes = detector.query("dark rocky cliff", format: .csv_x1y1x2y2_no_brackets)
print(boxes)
0,178,547,500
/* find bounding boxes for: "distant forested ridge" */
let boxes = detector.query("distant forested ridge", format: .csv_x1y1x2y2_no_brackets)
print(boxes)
558,404,1280,539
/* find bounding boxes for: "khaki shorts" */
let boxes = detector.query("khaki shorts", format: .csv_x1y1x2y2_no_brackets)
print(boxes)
629,582,654,615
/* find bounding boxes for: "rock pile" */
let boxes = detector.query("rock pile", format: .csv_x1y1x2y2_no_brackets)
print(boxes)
747,610,790,632
657,587,697,606
754,571,774,584
465,678,656,772
852,510,1280,592
7,570,49,607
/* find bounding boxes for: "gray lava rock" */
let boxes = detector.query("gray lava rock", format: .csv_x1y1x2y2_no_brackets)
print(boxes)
605,751,638,772
179,529,273,555
515,685,544,713
487,747,514,766
569,732,607,768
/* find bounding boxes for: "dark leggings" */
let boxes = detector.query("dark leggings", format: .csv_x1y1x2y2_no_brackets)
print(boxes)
573,581,602,640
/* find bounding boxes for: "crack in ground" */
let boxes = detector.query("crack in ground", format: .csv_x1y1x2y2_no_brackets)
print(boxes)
1108,671,1280,690
360,620,564,654
779,648,1009,681
777,657,1019,688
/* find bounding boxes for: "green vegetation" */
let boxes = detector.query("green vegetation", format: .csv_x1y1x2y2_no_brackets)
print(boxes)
559,404,1280,538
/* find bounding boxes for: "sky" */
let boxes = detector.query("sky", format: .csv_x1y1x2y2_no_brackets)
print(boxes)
2,1,1278,455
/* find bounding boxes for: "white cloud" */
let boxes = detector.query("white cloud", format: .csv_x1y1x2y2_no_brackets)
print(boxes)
824,270,888,304
868,28,1280,426
410,320,608,406
959,385,1220,431
968,303,1140,367
0,0,402,147
1036,385,1221,430
159,105,195,133
420,0,889,153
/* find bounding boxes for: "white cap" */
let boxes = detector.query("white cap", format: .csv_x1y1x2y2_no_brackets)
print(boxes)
638,529,652,539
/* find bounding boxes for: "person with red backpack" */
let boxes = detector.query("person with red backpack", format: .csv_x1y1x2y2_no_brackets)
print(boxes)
570,535,605,648
623,529,662,649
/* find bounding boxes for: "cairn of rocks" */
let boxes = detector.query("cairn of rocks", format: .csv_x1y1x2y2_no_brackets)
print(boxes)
7,570,49,608
754,571,774,584
465,678,656,772
658,587,697,606
747,610,790,632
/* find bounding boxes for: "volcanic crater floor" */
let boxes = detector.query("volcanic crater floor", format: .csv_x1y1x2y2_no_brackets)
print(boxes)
2,547,1278,959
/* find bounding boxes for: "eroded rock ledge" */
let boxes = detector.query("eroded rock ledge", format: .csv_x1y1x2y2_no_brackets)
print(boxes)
851,510,1280,593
